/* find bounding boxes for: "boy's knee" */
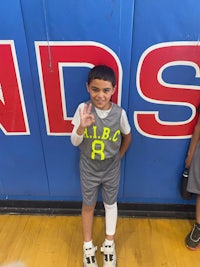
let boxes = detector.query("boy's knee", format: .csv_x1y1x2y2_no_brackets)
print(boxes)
82,203,95,213
104,202,117,210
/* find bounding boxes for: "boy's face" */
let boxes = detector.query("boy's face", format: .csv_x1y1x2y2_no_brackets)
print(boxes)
86,79,116,110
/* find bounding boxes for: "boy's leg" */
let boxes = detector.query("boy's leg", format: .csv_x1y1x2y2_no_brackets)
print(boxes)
82,203,98,267
80,155,100,266
82,203,96,242
101,202,117,267
104,202,118,241
101,155,120,242
100,155,120,267
185,194,200,250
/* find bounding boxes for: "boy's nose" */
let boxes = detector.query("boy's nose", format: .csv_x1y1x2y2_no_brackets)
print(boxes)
98,90,104,97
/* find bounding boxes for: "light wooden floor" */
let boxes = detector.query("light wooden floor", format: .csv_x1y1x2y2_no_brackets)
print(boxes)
0,214,199,267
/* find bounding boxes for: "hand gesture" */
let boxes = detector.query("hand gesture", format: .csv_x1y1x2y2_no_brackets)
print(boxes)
79,103,95,128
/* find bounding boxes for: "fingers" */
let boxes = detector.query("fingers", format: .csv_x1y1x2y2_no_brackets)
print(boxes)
87,103,92,114
82,103,87,115
79,103,95,128
88,113,95,124
80,103,93,117
82,103,92,115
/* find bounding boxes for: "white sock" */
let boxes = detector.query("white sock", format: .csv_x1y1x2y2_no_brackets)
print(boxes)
84,240,93,249
104,202,118,236
104,238,114,246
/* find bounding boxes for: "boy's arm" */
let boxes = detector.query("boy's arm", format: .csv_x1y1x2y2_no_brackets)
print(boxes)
71,103,95,146
185,116,200,168
71,125,84,146
119,132,131,158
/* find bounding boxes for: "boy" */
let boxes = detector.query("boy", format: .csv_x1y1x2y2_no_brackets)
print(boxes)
71,65,131,266
184,104,200,250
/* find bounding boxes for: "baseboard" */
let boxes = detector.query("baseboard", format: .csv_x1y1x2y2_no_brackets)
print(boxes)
0,200,195,219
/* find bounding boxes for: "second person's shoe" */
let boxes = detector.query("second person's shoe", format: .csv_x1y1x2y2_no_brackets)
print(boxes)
185,223,200,250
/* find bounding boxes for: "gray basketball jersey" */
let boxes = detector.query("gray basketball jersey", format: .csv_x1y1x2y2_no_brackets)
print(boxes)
80,102,122,160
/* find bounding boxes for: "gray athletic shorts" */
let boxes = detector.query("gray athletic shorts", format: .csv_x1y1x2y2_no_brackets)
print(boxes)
187,142,200,194
80,153,121,206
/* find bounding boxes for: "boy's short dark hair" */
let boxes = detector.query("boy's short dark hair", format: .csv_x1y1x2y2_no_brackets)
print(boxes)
87,65,116,87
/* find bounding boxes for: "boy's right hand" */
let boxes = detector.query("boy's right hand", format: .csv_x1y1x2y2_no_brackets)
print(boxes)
79,103,95,129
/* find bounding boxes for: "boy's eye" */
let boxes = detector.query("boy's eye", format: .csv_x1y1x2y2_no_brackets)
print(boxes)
90,87,111,93
91,87,98,92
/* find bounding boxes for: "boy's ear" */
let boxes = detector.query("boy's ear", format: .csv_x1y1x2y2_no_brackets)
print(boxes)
112,85,116,95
